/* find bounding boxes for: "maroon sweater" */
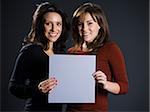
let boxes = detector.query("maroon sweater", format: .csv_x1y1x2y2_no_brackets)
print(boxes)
67,41,128,112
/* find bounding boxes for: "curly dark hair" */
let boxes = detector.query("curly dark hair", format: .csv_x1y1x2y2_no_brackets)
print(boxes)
72,2,110,53
23,2,69,53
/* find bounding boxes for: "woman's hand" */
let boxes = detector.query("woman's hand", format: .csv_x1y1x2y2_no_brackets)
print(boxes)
92,70,120,94
92,70,108,89
38,77,58,93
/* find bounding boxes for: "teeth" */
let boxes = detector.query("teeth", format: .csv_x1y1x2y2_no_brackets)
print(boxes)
83,35,89,37
49,33,57,37
83,33,89,36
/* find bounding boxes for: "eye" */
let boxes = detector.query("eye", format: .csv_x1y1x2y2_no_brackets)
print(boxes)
57,22,62,26
45,22,50,26
87,22,93,26
77,22,82,27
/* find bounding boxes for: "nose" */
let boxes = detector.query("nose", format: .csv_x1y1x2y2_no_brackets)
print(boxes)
51,24,56,32
82,24,88,32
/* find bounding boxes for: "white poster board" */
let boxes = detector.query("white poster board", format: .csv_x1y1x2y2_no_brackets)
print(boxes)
48,54,96,103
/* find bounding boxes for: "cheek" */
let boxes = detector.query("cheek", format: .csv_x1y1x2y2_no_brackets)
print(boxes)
59,28,63,35
96,29,100,35
60,27,63,32
44,26,49,33
78,28,82,36
93,27,100,35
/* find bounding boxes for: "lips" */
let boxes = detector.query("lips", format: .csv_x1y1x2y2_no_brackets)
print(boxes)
83,34,90,38
83,34,89,37
83,33,90,36
49,32,58,37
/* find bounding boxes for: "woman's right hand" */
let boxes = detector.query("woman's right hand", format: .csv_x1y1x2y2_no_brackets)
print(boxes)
38,77,58,93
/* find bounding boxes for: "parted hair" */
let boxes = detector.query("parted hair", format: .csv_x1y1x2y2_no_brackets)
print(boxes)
72,2,110,53
23,2,69,53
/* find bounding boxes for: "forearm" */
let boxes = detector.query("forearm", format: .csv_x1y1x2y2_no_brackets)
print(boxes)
103,81,120,94
9,80,40,99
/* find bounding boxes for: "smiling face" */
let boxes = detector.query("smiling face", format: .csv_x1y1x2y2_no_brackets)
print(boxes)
44,12,62,43
77,13,100,43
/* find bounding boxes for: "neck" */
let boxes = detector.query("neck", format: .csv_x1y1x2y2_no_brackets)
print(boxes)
44,42,54,56
82,41,92,52
49,42,53,50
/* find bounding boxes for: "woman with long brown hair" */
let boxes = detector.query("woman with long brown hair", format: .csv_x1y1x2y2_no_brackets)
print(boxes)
67,2,128,112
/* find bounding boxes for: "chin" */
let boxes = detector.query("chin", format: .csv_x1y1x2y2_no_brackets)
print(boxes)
85,39,92,43
49,38,59,42
51,40,57,42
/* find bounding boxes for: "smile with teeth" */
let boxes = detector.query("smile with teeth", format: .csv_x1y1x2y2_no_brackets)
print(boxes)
49,32,58,37
83,33,90,37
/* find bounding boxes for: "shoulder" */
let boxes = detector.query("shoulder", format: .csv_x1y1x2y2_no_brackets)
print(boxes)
103,41,119,49
67,47,77,53
97,41,123,57
68,47,82,54
100,41,121,52
20,43,42,53
15,44,44,63
17,44,44,59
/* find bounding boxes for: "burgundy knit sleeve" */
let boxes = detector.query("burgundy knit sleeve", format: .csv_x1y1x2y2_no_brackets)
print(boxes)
107,42,129,94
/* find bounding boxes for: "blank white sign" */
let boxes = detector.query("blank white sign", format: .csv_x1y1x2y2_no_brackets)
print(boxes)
48,54,95,103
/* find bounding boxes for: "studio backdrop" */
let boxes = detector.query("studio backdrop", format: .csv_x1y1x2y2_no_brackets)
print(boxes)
1,0,149,111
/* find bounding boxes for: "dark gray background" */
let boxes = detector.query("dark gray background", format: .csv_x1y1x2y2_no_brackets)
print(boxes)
1,0,149,111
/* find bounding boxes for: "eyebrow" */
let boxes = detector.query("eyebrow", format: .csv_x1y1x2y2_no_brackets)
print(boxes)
45,20,62,23
79,19,95,23
86,20,95,22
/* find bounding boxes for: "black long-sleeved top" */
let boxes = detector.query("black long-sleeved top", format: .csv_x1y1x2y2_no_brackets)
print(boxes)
8,44,62,111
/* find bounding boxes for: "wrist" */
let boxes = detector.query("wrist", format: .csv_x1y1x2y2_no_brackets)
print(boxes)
103,81,109,90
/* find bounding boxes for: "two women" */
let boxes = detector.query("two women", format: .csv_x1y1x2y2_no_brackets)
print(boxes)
9,2,128,112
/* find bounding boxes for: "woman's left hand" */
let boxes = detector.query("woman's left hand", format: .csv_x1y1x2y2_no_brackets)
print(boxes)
92,70,108,89
93,70,120,94
38,77,58,93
